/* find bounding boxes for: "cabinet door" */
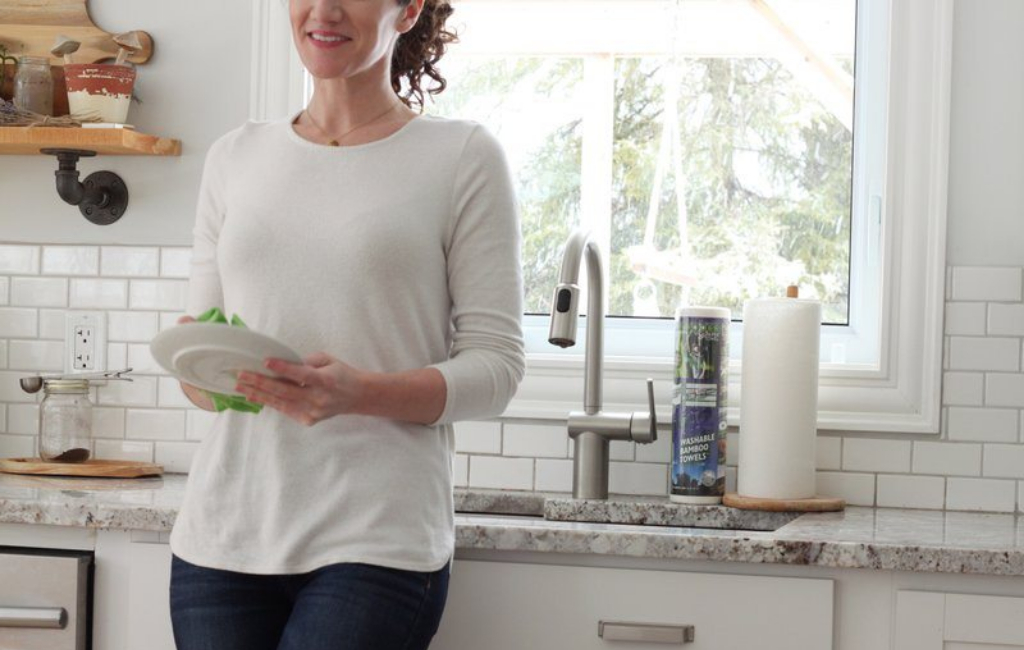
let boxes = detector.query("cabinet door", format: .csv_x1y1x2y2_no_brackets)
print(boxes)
895,591,1024,649
433,560,834,650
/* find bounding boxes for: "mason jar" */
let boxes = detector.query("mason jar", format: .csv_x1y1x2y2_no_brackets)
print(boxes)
39,379,92,463
13,56,53,116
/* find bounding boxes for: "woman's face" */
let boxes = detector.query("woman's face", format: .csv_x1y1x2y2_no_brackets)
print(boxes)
289,0,418,82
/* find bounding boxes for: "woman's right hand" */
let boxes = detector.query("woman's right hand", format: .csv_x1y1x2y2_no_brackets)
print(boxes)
175,315,217,412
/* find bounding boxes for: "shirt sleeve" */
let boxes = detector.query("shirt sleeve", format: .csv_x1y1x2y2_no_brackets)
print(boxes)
429,124,526,424
185,137,230,317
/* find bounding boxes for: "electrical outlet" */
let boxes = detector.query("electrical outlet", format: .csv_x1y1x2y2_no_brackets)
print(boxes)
65,311,107,374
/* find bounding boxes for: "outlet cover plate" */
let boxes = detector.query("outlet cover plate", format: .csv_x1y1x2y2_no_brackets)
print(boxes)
65,310,107,375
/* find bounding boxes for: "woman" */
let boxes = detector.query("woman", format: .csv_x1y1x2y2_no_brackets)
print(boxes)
168,0,525,648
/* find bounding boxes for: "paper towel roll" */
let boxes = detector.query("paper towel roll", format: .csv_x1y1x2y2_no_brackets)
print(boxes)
738,298,821,499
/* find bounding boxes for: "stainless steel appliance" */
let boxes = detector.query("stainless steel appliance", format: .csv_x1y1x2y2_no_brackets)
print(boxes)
0,548,92,650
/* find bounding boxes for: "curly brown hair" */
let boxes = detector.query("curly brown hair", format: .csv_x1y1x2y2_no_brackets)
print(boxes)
392,0,458,112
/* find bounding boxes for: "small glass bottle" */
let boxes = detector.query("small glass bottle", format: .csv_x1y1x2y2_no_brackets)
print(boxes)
13,56,53,116
39,379,93,463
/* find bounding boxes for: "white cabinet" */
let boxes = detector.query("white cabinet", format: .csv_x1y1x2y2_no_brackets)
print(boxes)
433,560,835,650
93,531,175,650
895,590,1024,650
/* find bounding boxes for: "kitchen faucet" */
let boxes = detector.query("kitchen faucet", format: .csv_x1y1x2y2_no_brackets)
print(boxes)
549,229,658,500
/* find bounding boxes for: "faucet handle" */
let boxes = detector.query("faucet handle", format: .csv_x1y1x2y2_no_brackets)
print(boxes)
629,378,658,444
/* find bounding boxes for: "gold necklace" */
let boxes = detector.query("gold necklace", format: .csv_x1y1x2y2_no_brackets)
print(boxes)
303,102,402,147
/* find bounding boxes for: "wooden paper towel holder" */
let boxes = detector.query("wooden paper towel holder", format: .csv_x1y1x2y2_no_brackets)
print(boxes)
723,493,845,512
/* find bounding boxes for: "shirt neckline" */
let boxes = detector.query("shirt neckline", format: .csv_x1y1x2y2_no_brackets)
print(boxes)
284,109,425,152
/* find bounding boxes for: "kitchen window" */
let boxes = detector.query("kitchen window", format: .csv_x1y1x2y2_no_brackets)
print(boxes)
250,0,951,433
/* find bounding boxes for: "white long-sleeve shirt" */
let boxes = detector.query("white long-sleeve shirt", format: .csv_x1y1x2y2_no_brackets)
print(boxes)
169,113,525,574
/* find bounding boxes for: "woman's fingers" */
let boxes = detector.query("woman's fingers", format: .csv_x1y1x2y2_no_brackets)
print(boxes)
263,357,316,387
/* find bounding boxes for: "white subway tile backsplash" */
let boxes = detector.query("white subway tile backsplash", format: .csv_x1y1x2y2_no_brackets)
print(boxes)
159,312,186,331
982,444,1024,479
155,441,199,473
97,375,157,407
0,372,36,403
535,458,572,492
108,311,159,342
160,249,191,278
944,303,986,335
453,420,501,454
988,303,1024,336
609,462,667,496
126,343,161,374
947,407,1018,442
468,456,533,490
816,471,875,506
129,280,187,310
635,428,672,464
11,277,67,307
0,434,35,458
0,308,36,338
503,423,567,458
913,441,981,476
948,337,1020,372
92,407,125,438
942,372,984,405
38,310,65,339
186,409,217,441
0,245,40,274
0,277,8,305
817,436,842,470
69,279,127,309
158,377,192,408
726,466,737,493
842,438,911,473
42,246,98,276
126,409,186,440
0,341,6,369
724,432,739,467
984,374,1024,407
951,267,1022,301
609,440,635,462
876,474,945,509
8,340,64,372
6,404,39,435
101,247,159,277
106,342,127,371
946,477,1016,512
453,454,468,487
94,439,153,462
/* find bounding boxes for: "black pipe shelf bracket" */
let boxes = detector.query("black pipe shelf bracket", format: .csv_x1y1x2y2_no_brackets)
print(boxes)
40,148,130,226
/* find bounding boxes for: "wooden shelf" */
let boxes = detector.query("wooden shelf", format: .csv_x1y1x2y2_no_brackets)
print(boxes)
0,126,181,156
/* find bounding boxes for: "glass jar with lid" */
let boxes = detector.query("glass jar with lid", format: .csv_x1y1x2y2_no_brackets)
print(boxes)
39,379,92,463
13,56,53,116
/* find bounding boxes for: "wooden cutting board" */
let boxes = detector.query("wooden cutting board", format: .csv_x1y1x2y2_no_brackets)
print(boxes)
0,0,153,65
723,492,845,512
0,457,163,478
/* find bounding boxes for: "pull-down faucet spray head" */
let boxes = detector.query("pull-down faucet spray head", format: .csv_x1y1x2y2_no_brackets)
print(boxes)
548,282,580,348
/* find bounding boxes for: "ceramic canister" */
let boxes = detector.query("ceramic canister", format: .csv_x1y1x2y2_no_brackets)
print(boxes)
64,63,136,124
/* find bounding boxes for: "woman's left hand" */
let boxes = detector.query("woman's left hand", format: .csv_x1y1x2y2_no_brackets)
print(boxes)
235,352,365,426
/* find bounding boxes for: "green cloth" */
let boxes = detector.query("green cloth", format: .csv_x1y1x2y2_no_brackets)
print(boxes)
196,307,263,414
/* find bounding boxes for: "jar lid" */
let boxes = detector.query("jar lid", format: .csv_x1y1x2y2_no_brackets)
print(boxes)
43,379,90,393
17,56,50,66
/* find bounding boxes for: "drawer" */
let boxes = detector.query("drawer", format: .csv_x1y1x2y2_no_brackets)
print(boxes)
0,548,91,650
434,560,834,650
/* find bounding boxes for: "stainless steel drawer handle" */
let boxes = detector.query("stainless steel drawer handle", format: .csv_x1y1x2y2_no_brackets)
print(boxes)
598,620,695,644
0,606,68,629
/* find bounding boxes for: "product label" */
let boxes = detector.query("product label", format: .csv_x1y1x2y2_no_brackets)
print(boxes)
671,315,728,498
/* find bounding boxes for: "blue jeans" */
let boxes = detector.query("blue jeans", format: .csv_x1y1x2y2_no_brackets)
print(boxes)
169,554,450,650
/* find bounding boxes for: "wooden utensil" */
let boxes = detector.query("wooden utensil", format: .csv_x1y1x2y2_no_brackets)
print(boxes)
112,31,141,66
50,34,80,65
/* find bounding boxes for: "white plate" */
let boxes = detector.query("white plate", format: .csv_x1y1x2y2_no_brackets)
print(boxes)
150,323,303,396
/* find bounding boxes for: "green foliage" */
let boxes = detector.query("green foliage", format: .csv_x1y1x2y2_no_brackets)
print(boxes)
431,52,853,323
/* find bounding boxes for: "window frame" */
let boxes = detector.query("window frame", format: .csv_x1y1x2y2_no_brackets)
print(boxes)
250,0,951,433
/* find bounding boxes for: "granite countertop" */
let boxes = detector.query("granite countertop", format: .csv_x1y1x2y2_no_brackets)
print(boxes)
2,473,1024,577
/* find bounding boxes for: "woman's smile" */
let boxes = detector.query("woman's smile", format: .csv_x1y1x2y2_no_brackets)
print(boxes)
307,29,351,49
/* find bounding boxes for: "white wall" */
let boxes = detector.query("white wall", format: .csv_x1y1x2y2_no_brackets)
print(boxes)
0,0,253,246
946,0,1024,266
